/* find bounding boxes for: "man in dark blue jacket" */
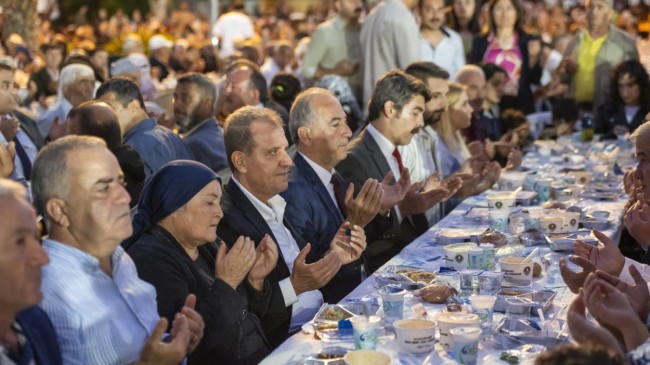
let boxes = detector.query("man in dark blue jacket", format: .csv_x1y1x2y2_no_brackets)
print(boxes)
281,88,384,302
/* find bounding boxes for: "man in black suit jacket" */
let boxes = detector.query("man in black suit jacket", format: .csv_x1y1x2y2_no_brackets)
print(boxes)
281,88,384,303
218,106,366,348
337,70,450,272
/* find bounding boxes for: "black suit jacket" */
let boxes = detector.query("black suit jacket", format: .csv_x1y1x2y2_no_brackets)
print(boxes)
595,102,647,139
16,306,62,365
13,109,44,150
218,179,316,349
281,152,363,303
336,129,426,272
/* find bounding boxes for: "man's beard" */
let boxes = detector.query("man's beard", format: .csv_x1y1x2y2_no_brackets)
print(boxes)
424,108,444,126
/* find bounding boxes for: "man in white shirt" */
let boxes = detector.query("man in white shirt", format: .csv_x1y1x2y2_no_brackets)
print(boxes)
211,2,254,59
260,41,295,86
217,106,366,348
418,0,466,80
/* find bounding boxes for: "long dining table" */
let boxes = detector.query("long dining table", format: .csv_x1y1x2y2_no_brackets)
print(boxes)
260,139,632,365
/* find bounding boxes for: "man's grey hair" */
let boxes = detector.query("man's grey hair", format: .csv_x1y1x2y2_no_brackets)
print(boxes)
455,65,485,84
58,63,95,98
289,87,334,146
224,106,283,171
0,178,26,200
32,135,106,227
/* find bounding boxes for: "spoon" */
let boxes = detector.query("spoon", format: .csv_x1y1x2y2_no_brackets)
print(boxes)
522,248,539,264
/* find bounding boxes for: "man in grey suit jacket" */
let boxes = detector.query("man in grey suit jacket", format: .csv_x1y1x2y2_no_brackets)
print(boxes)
337,70,449,271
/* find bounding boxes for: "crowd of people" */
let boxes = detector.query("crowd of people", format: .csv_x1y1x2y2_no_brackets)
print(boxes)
1,0,650,363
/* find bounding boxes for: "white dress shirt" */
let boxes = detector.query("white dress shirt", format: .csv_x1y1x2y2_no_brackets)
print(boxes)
232,177,323,332
419,27,466,80
367,124,403,222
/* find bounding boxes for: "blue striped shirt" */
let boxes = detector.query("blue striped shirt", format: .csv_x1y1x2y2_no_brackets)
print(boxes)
39,239,160,365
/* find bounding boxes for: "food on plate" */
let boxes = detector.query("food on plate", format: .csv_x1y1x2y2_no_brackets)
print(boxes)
533,262,542,277
318,306,353,321
500,351,520,364
420,283,458,304
479,228,508,247
316,348,346,359
541,200,566,209
313,323,338,340
397,270,436,283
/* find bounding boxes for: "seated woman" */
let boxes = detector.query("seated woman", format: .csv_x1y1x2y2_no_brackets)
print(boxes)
595,60,650,139
435,82,501,211
125,160,277,365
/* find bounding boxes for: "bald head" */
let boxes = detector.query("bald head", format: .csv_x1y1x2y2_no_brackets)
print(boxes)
67,101,122,149
455,65,486,112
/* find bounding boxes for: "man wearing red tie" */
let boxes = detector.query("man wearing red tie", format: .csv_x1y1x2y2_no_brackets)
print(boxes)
337,70,449,272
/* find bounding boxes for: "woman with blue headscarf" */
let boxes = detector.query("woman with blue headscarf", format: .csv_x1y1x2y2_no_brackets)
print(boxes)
125,160,278,365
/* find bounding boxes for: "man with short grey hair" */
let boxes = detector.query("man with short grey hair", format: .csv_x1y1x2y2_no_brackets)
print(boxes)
32,135,202,364
282,88,382,302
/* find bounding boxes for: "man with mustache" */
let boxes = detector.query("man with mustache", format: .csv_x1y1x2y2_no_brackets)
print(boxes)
419,0,465,79
337,70,449,272
173,73,228,173
281,88,382,303
301,0,364,101
96,78,194,177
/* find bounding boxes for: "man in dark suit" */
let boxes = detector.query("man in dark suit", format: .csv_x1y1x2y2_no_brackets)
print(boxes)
337,70,450,272
218,106,367,348
281,88,384,303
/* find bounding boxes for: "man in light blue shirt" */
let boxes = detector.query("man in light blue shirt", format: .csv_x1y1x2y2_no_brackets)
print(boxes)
31,135,203,365
95,78,194,178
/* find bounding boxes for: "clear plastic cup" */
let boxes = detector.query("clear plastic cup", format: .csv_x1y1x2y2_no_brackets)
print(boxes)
350,315,381,350
379,285,406,322
469,295,497,335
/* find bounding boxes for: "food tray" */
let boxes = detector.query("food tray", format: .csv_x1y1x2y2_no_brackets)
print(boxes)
313,304,356,324
385,265,437,285
375,272,426,291
494,318,568,348
299,346,349,365
492,288,556,315
547,231,597,251
436,228,484,245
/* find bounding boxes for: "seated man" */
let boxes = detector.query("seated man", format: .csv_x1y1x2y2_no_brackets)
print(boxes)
31,136,201,364
282,88,384,303
218,107,366,348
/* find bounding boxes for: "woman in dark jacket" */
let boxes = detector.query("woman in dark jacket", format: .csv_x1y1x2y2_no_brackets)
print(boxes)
125,160,278,365
469,0,542,115
595,60,650,139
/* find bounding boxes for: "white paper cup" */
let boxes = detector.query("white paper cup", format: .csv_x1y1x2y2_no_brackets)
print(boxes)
443,243,477,271
350,315,381,350
571,171,593,185
499,257,534,286
540,217,565,234
435,312,480,350
469,295,497,335
393,319,437,353
498,172,527,191
559,211,581,232
344,349,391,365
486,193,516,211
450,326,482,365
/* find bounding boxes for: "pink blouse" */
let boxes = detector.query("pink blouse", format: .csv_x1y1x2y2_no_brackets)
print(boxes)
483,33,523,86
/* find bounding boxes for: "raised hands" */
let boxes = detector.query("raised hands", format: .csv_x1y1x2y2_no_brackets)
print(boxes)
180,294,205,353
505,148,523,171
345,178,384,227
329,222,367,265
559,255,596,294
595,266,650,322
0,141,15,178
379,169,411,212
290,243,342,295
567,292,623,355
574,230,625,277
247,234,279,291
215,237,256,289
398,180,449,217
137,315,191,365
